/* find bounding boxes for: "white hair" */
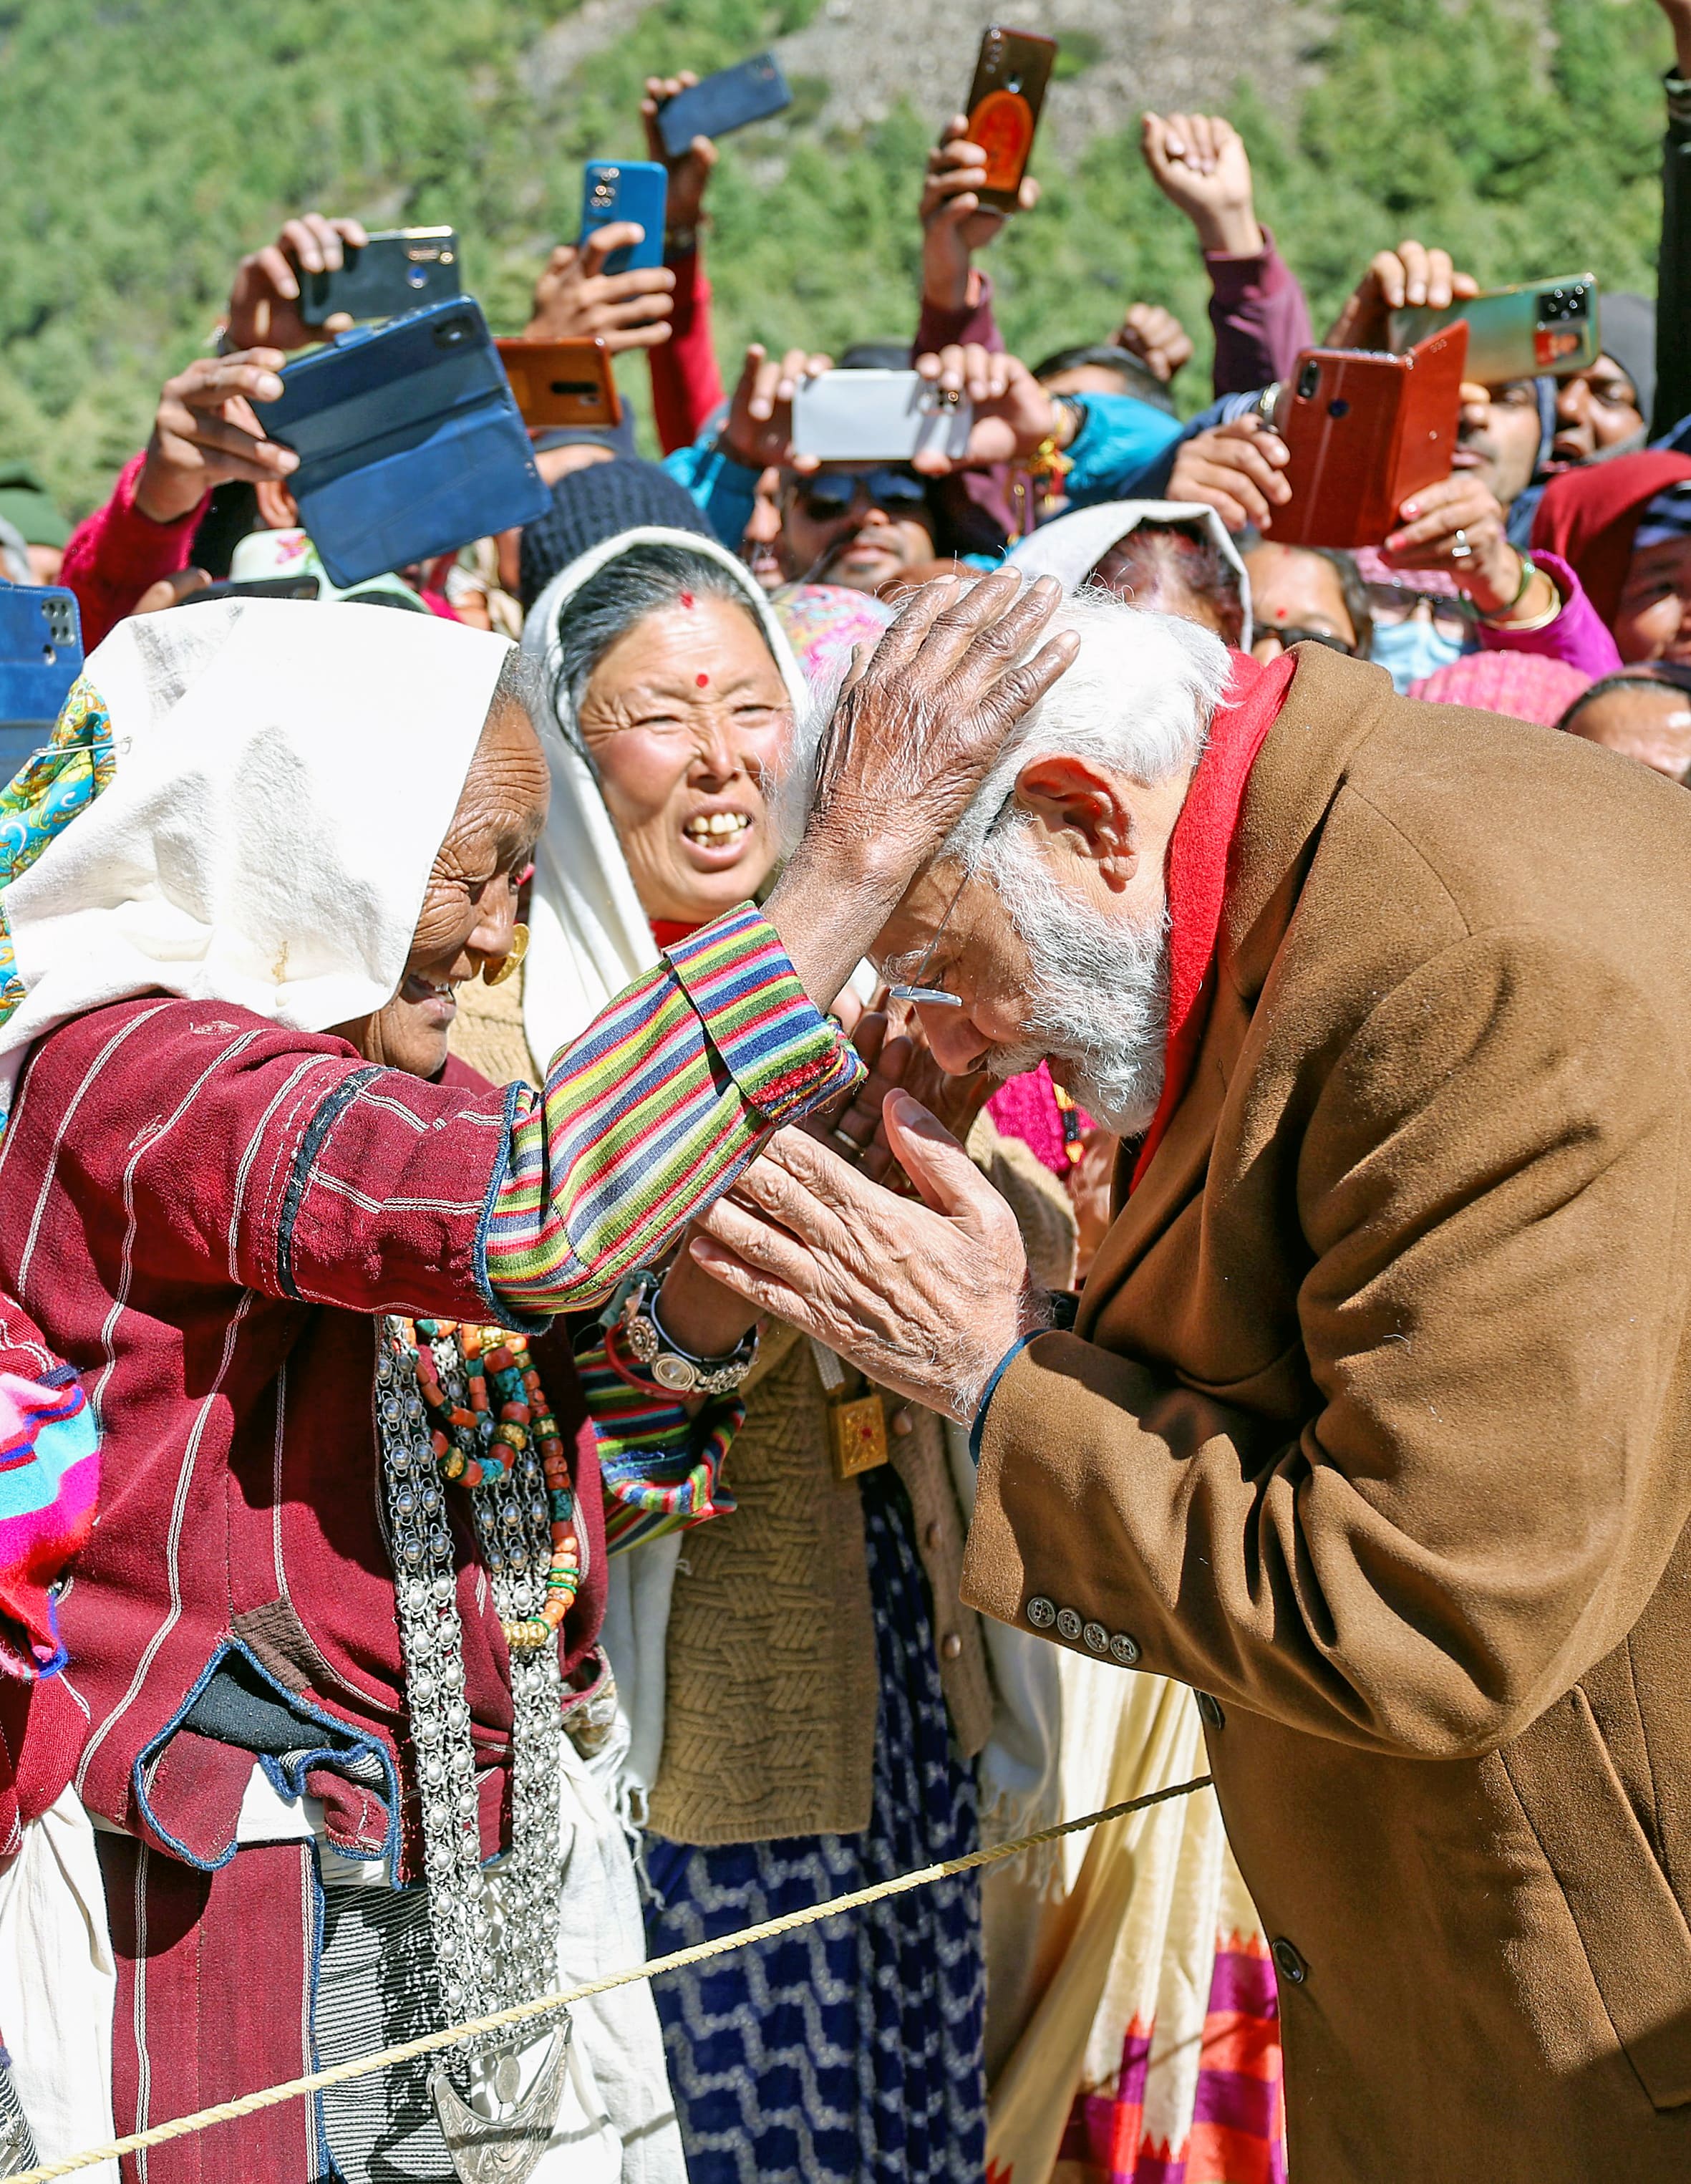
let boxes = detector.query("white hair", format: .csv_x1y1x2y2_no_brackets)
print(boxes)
940,585,1229,867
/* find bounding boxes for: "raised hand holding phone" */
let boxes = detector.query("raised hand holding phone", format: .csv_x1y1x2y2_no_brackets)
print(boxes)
1326,238,1478,350
640,69,720,236
224,216,370,350
719,343,833,472
920,112,1040,312
523,226,675,352
132,350,297,526
909,345,1068,473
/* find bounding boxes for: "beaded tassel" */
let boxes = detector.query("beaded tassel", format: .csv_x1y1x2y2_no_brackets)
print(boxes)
406,1319,582,1637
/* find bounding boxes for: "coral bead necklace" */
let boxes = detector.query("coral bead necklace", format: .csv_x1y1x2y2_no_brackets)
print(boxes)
404,1318,581,1651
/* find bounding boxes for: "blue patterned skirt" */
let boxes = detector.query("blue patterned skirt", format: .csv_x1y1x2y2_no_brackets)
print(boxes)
642,1462,986,2183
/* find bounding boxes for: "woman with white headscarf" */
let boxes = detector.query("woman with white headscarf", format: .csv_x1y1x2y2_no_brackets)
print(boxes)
495,528,1075,2184
0,577,1072,2183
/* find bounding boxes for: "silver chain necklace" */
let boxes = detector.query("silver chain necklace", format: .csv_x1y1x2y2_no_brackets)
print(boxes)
376,1321,572,2183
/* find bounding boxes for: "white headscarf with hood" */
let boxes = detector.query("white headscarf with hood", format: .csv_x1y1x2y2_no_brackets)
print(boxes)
520,525,807,1818
1008,498,1254,647
0,598,511,1103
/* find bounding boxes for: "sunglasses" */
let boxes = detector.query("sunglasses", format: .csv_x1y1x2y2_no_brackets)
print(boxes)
794,468,930,523
1363,581,1476,645
1264,626,1356,656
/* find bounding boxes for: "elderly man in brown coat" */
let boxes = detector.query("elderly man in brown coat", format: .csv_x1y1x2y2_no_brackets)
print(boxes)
691,588,1691,2180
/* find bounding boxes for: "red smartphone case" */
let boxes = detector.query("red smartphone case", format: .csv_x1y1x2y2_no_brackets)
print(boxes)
1273,325,1468,551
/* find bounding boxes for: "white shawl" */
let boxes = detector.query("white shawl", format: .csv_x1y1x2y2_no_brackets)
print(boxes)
0,599,512,1086
1009,498,1255,647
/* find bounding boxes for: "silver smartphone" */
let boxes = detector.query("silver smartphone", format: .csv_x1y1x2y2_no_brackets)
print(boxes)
790,370,974,464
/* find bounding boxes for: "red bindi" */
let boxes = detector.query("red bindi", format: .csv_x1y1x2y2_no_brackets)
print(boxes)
696,672,710,687
679,592,694,608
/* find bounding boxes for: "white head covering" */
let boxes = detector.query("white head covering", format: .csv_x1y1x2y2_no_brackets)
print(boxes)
518,525,807,1070
1008,499,1254,647
0,599,512,1078
518,524,806,1817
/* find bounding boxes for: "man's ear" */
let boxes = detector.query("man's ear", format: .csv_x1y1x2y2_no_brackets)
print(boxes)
1013,753,1138,890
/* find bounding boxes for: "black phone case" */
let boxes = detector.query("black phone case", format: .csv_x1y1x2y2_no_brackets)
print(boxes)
656,54,791,157
300,233,462,328
263,297,550,590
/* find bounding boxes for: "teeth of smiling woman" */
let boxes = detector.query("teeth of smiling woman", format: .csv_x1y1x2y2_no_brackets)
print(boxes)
684,813,751,841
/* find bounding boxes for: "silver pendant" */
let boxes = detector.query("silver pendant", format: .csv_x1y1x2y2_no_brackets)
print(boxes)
430,2021,572,2184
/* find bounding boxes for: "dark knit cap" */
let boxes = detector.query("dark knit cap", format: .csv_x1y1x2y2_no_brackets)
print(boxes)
518,458,714,608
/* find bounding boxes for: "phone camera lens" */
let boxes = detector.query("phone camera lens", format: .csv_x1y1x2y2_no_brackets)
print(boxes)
40,644,54,667
1327,397,1350,419
407,266,426,287
1297,359,1320,400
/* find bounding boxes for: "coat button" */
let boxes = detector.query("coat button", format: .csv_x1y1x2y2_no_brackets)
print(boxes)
1109,1632,1140,1666
1271,1937,1307,1986
1027,1596,1056,1628
1082,1621,1108,1654
891,1408,915,1438
1196,1691,1225,1728
940,1632,962,1661
1056,1608,1082,1641
923,1521,941,1550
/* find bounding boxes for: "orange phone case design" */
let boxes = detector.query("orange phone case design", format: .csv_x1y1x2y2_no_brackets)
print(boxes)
1274,325,1468,551
495,338,621,430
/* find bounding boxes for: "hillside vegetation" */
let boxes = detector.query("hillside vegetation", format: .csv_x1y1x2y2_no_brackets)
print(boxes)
0,0,1675,515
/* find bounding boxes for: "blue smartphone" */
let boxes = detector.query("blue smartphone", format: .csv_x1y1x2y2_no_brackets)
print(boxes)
0,584,83,774
261,296,550,591
656,54,791,158
580,161,668,275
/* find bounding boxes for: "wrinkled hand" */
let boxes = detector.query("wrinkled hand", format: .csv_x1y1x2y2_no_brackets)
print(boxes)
1140,112,1262,258
692,1102,1049,1422
132,350,297,526
1380,473,1542,619
1166,415,1290,533
641,70,719,232
911,346,1058,472
764,567,1075,1005
226,214,369,351
806,1005,996,1187
1068,1126,1119,1282
920,115,1040,309
523,227,676,352
720,342,833,470
1325,238,1478,351
1117,302,1194,384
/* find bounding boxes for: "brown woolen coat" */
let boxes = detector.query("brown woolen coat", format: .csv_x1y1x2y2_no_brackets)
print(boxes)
962,644,1691,2179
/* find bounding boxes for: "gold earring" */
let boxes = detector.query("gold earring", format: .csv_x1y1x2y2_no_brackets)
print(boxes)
484,922,529,986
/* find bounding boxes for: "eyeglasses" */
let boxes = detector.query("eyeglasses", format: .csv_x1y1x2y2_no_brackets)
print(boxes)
794,468,929,523
1264,626,1356,656
887,800,1012,1010
1363,581,1476,646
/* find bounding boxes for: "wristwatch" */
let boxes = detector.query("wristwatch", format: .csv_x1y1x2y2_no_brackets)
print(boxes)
599,1268,759,1396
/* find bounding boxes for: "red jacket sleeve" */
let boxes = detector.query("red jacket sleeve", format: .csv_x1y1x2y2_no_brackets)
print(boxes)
914,271,1006,358
60,453,207,652
1206,224,1314,397
649,244,726,455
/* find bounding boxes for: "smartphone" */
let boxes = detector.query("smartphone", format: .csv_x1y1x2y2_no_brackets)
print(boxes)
963,26,1059,214
496,338,621,430
299,228,462,328
1274,327,1468,551
262,296,550,591
790,369,974,465
581,162,667,275
656,53,791,158
1389,274,1598,385
0,584,83,773
174,576,322,605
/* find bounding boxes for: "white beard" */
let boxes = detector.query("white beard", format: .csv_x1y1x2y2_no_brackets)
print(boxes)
977,821,1171,1138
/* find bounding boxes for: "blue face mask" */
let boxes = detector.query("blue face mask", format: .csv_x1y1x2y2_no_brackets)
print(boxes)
1370,614,1467,695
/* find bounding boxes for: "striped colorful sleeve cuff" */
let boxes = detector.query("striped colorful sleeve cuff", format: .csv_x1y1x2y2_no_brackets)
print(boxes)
486,903,863,1314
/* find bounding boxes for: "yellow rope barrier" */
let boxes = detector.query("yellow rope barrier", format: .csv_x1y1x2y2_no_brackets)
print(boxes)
6,1772,1213,2182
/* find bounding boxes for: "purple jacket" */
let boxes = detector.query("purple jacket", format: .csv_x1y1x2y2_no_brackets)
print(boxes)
1206,224,1314,397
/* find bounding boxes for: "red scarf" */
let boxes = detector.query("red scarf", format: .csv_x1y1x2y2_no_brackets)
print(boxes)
1531,449,1691,629
1130,648,1297,1191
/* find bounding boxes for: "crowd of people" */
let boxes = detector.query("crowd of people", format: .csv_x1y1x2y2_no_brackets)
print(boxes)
3,8,1691,2184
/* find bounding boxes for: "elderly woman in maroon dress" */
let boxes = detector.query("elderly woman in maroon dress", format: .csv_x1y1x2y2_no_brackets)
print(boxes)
0,576,1070,2183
